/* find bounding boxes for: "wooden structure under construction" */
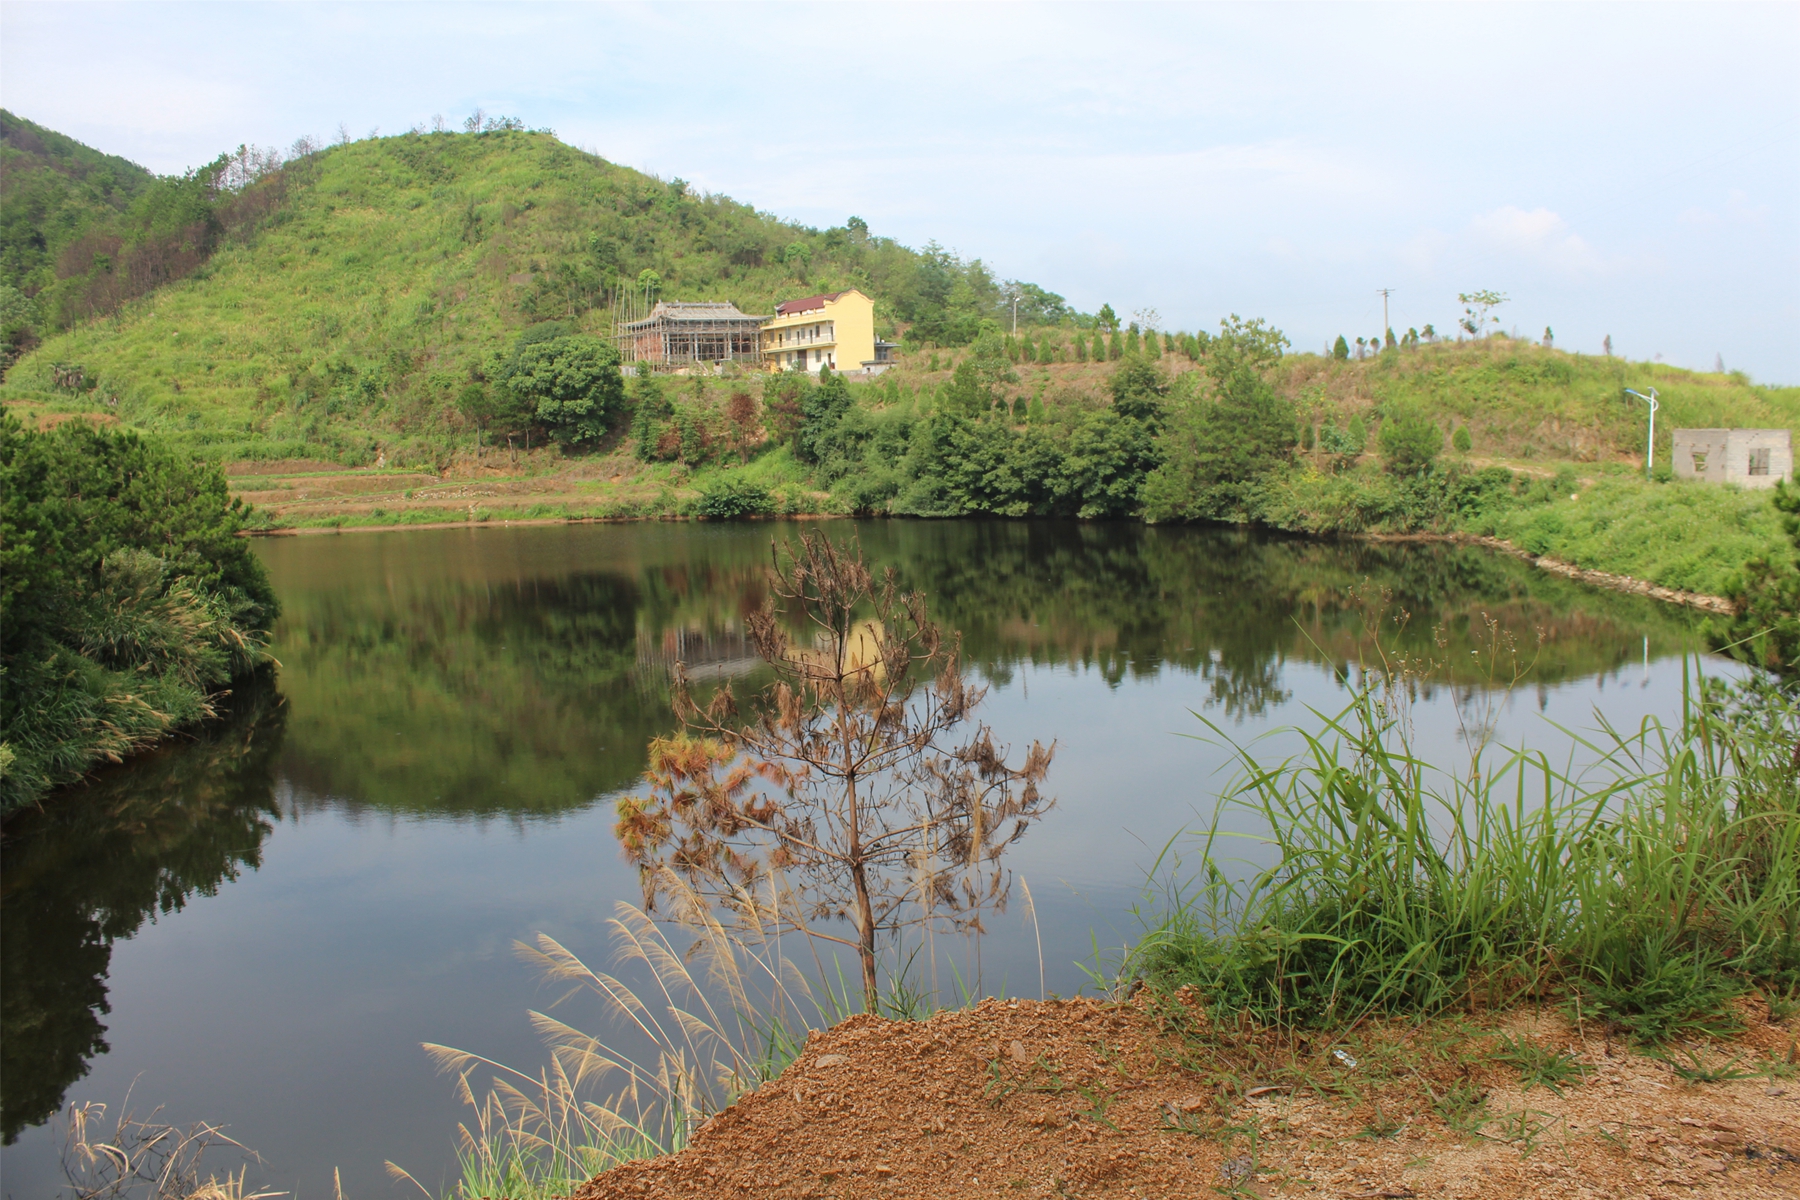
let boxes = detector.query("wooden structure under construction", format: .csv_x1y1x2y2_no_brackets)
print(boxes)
613,299,767,370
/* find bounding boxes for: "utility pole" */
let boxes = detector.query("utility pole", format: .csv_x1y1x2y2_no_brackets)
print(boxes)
1011,292,1020,335
1625,387,1659,476
1377,288,1393,336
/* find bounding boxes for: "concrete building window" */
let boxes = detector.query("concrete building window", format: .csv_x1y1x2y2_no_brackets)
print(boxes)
1692,452,1708,474
1750,448,1771,476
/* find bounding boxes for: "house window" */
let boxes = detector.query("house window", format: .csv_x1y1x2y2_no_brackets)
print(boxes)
1692,452,1708,473
1750,447,1771,476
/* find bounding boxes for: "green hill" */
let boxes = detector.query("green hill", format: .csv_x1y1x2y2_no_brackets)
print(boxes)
0,125,1050,462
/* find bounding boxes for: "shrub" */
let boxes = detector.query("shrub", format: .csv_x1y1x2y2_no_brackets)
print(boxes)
1452,425,1473,453
1378,407,1441,475
695,476,773,519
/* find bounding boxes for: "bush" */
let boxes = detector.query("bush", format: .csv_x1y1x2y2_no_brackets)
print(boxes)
0,409,277,811
696,476,774,519
1378,407,1441,475
1452,425,1473,453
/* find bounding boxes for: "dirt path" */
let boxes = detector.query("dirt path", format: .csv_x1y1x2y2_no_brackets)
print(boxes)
574,996,1799,1199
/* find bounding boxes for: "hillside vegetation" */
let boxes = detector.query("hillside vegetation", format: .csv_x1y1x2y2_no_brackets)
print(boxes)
4,117,1798,620
1,125,1053,462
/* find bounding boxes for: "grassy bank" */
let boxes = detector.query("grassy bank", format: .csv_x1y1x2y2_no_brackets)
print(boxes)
1131,668,1799,1038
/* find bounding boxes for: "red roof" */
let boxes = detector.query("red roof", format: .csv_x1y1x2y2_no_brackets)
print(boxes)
775,291,846,316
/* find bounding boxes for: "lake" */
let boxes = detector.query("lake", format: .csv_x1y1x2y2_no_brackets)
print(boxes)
0,519,1732,1197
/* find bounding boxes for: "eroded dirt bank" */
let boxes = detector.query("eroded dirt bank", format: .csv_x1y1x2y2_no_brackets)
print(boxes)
574,996,1799,1200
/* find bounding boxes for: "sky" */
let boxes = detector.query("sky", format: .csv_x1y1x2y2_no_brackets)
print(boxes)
4,1,1797,381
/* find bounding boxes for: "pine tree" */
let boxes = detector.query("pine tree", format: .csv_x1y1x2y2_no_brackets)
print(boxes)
1125,326,1141,355
1384,328,1397,350
1300,423,1315,451
1020,333,1036,363
1452,425,1473,453
1004,334,1020,364
1334,335,1350,361
1028,395,1045,422
1145,329,1161,359
1074,333,1088,362
1108,333,1123,361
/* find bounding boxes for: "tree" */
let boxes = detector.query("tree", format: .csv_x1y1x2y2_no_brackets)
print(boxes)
1107,332,1123,361
1109,356,1167,428
726,391,758,462
1542,327,1554,349
457,382,495,455
1379,406,1441,475
1421,324,1436,343
1604,334,1612,357
941,359,991,418
1073,333,1088,363
1333,335,1350,361
1383,328,1397,350
1125,324,1141,355
631,365,672,460
1716,481,1800,674
1096,303,1118,332
497,330,625,447
1140,315,1295,521
796,367,852,462
615,534,1055,1011
1452,425,1473,453
1457,290,1507,339
1355,336,1367,360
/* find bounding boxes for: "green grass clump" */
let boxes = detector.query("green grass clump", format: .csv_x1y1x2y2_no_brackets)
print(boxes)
1129,667,1800,1041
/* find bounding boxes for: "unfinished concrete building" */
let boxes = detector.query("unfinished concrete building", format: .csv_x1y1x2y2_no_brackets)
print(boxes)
1671,428,1792,487
616,301,768,370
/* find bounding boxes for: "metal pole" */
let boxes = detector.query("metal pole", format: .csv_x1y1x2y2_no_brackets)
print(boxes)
1625,388,1659,476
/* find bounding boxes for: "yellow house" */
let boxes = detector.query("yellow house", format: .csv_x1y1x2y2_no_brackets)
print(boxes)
761,289,875,374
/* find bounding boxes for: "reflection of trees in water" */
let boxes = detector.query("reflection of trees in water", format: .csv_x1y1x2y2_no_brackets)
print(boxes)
0,675,287,1143
850,522,1701,720
261,521,1703,820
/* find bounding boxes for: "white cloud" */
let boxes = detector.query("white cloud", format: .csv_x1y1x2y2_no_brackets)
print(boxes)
1468,206,1607,276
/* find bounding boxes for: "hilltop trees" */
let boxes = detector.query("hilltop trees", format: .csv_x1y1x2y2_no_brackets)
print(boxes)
1458,290,1507,339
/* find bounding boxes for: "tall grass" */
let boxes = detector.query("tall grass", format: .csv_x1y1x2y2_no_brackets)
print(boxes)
1130,663,1800,1039
399,873,874,1200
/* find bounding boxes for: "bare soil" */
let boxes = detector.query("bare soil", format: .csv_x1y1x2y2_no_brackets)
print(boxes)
573,995,1800,1200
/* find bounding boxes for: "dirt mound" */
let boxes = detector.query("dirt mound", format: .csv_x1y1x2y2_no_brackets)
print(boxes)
573,995,1800,1199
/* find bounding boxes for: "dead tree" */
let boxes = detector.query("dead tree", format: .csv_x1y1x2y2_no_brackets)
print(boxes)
615,533,1054,1012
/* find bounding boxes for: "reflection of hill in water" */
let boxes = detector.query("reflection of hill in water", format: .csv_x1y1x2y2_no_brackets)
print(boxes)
251,521,1703,818
0,677,287,1143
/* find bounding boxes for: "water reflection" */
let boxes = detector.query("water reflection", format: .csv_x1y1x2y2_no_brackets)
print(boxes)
264,521,1704,820
0,676,287,1143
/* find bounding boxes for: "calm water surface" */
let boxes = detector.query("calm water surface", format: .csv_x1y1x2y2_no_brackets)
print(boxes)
1,520,1732,1197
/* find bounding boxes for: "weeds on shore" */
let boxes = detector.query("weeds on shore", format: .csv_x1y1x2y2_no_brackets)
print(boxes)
56,1095,277,1200
403,870,953,1200
1128,661,1800,1039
